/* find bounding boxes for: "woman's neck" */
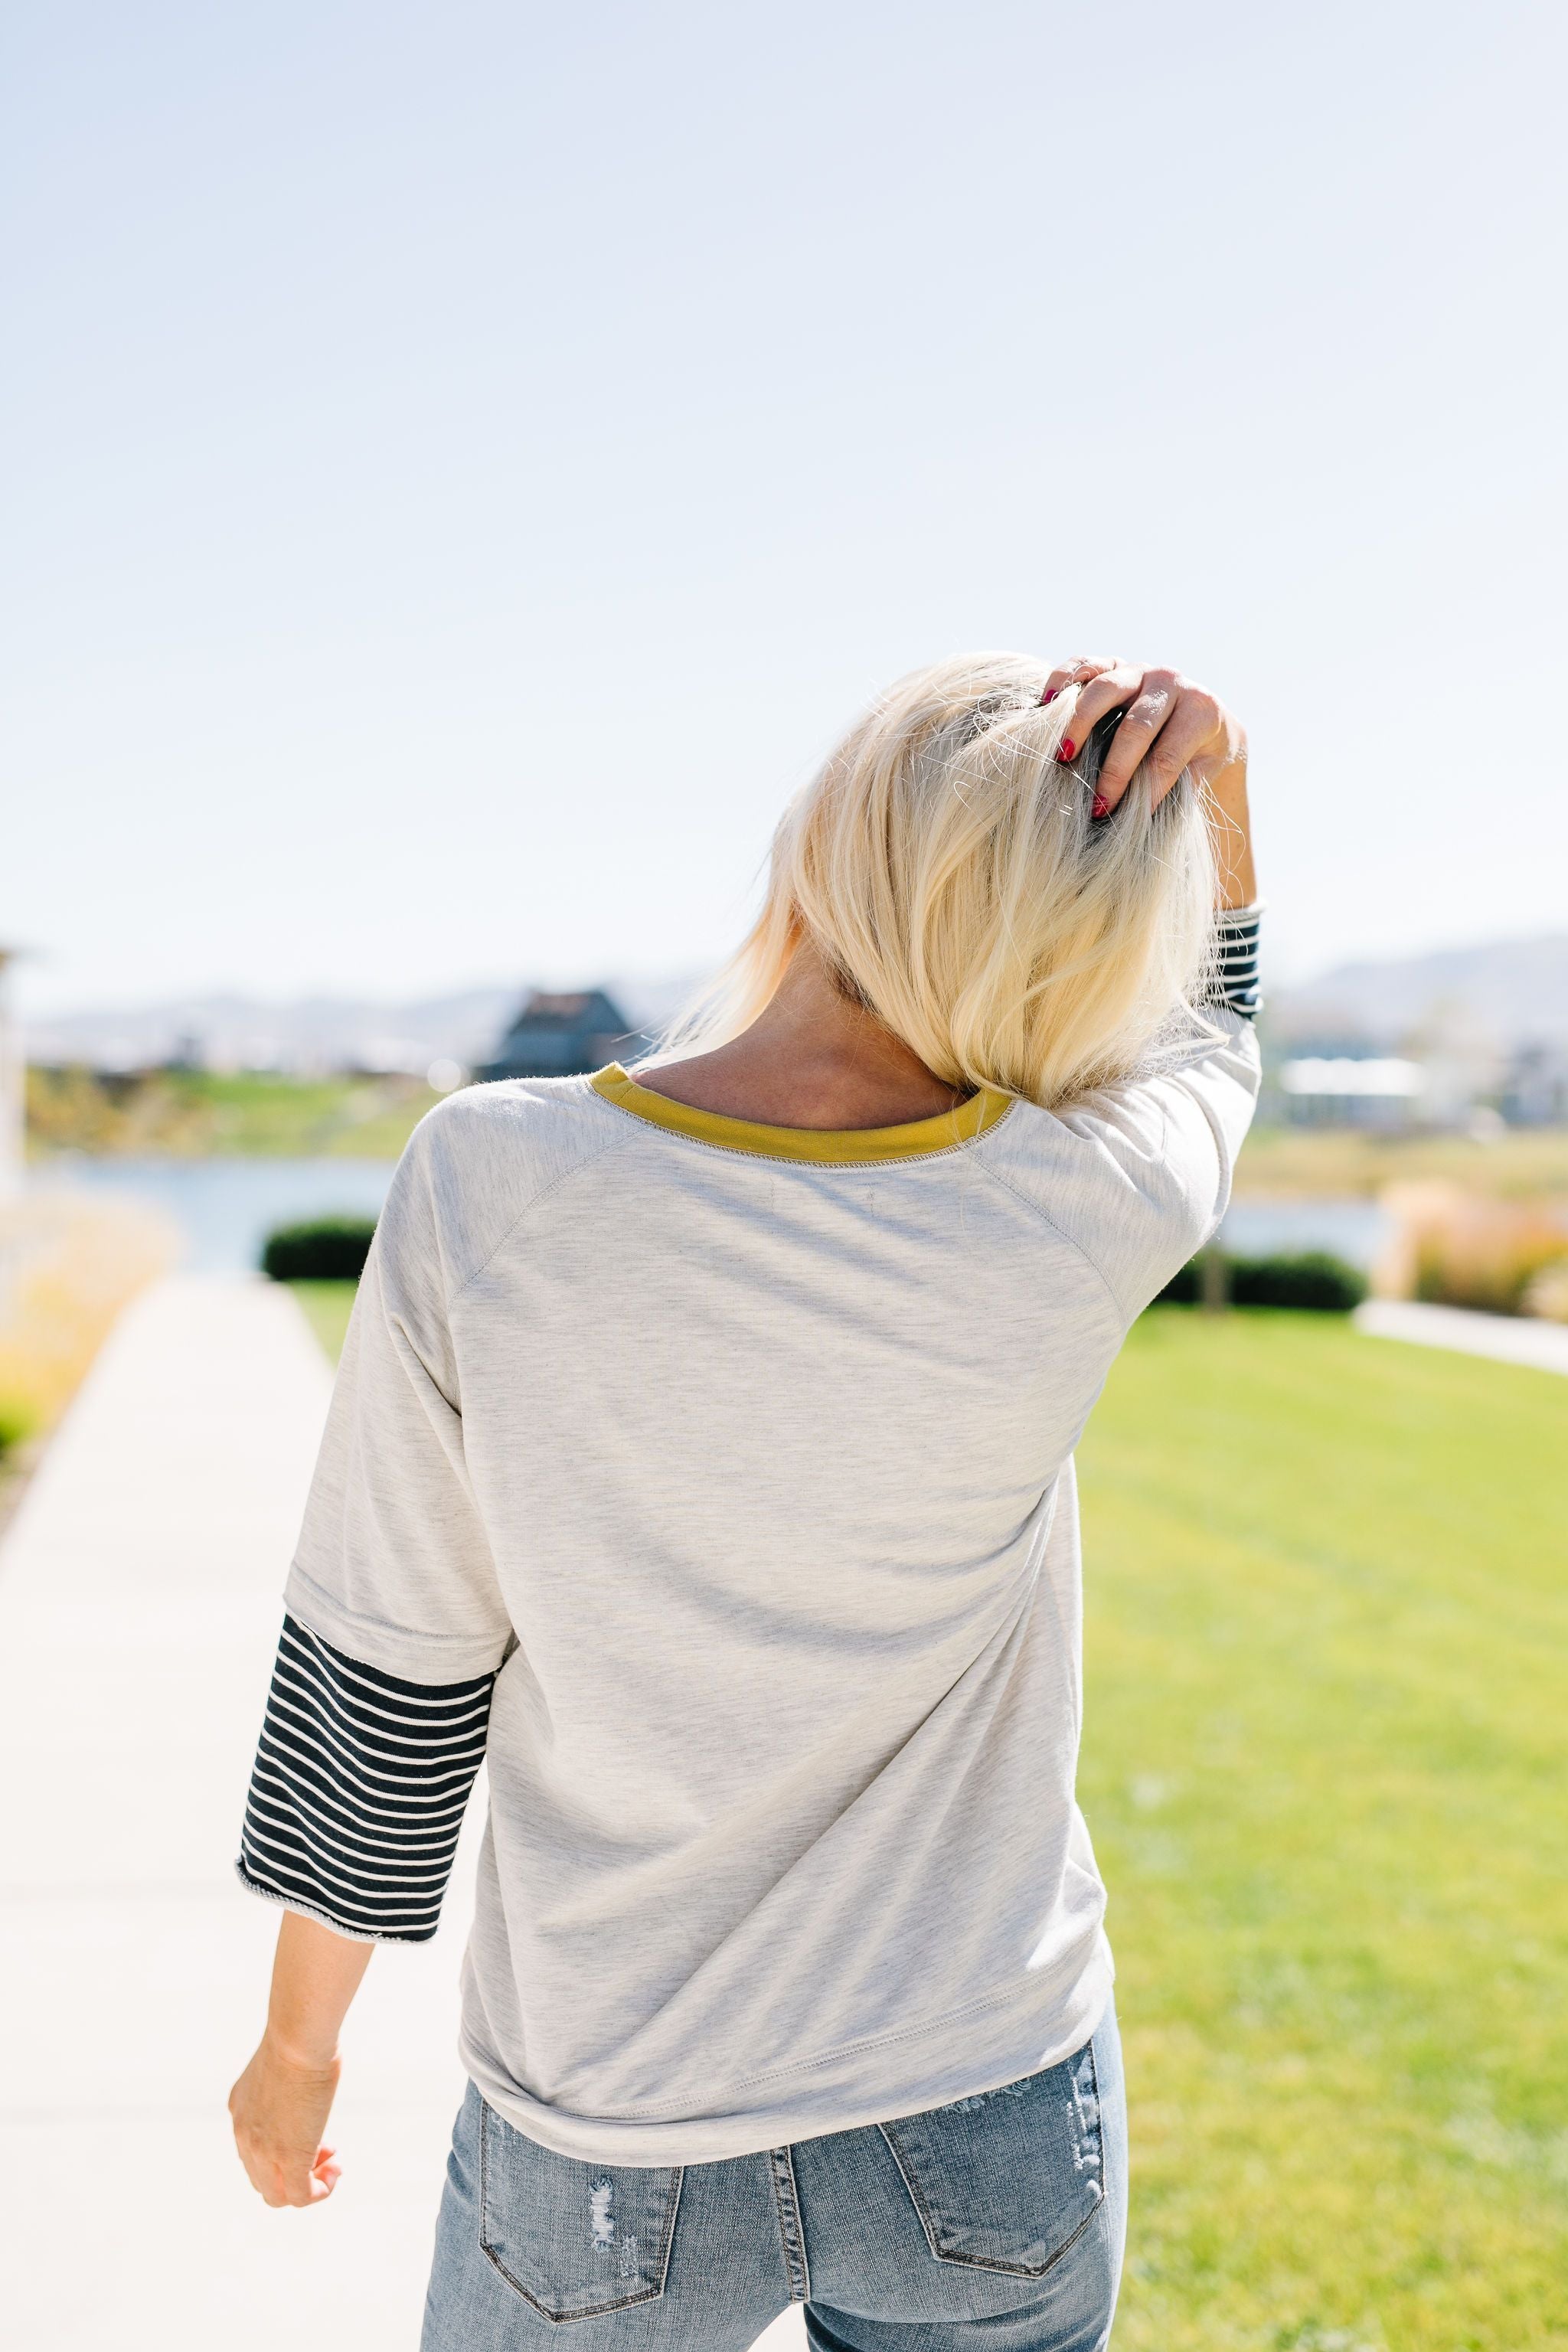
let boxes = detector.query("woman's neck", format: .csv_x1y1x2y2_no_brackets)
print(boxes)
632,940,963,1131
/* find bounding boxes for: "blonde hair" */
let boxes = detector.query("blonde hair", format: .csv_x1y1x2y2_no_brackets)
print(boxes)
662,651,1219,1109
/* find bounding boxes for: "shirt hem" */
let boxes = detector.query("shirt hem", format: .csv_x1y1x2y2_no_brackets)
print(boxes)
283,1562,511,1684
457,1934,1114,2164
233,1858,432,1947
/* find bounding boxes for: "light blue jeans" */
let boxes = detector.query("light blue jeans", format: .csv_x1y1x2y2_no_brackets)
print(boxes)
421,2004,1125,2352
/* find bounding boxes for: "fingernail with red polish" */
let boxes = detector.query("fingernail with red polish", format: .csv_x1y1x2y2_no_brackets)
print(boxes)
1091,795,1109,819
1039,687,1057,705
1055,739,1076,764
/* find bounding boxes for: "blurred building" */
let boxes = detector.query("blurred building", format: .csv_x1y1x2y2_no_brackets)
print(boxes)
1276,1054,1428,1130
1265,1026,1568,1132
1501,1041,1568,1126
480,989,646,1081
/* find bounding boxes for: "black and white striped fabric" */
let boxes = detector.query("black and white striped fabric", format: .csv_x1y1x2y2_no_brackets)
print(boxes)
237,1614,495,1945
1207,905,1263,1020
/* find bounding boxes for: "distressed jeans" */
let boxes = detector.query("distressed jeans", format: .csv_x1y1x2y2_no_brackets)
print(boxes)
421,2003,1125,2352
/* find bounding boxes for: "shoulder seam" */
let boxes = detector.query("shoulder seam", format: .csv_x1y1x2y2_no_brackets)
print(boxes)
965,1147,1128,1331
447,1118,638,1307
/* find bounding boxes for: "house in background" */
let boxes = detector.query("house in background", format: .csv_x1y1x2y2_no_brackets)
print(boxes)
1275,1051,1428,1131
479,989,646,1081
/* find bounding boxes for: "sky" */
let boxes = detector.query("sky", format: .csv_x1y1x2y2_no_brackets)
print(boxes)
4,0,1566,1019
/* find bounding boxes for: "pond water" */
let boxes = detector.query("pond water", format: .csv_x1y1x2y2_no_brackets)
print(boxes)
38,1156,398,1273
36,1155,1397,1277
1220,1195,1393,1270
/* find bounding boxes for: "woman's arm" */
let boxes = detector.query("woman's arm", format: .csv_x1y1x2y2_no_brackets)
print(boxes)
229,1911,372,2207
1206,755,1256,912
230,1612,498,2205
1038,653,1257,907
227,1106,513,2207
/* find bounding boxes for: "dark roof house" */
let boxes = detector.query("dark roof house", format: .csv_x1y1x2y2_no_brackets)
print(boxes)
480,989,645,1081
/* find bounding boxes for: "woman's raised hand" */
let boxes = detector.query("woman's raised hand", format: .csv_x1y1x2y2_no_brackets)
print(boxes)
1040,655,1248,818
1041,653,1255,906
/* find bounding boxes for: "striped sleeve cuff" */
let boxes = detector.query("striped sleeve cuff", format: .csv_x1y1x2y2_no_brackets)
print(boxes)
1202,903,1263,1020
237,1613,495,1945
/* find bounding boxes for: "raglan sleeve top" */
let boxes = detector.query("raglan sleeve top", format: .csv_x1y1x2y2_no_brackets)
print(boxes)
236,905,1265,1948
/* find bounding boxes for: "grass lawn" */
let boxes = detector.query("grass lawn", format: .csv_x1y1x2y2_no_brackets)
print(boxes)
292,1289,1564,2344
27,1066,445,1158
288,1279,358,1361
1077,1313,1566,2349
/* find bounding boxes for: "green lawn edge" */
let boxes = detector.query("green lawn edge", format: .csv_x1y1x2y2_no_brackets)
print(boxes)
287,1279,358,1364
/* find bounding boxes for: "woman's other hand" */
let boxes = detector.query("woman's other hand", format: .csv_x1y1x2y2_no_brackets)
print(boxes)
229,2033,343,2207
229,1909,374,2207
1041,655,1255,905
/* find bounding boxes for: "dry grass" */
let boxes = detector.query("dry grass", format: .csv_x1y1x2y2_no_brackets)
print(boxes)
0,1191,178,1449
1374,1182,1568,1316
1524,1260,1568,1322
1236,1124,1568,1201
26,1064,443,1159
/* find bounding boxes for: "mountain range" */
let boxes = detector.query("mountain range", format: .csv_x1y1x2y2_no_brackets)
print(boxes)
1266,932,1568,1049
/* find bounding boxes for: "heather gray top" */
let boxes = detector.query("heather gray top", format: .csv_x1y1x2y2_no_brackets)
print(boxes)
279,999,1261,2162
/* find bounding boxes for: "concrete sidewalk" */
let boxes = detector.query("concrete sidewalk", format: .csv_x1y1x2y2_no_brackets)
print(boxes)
0,1275,805,2349
1354,1296,1568,1375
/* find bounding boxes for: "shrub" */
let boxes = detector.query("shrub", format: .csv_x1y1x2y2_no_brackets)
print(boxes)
1154,1259,1201,1305
1229,1250,1367,1311
260,1216,377,1283
1153,1250,1366,1312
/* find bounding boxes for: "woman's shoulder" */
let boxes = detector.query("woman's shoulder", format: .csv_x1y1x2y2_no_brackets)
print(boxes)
381,1073,632,1292
418,1069,620,1145
974,1015,1260,1322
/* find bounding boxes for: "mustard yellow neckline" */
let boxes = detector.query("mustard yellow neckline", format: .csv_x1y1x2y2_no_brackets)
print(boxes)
590,1064,1014,1165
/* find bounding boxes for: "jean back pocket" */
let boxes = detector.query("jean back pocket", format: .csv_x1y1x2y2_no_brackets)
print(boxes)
479,2099,684,2323
878,2036,1106,2278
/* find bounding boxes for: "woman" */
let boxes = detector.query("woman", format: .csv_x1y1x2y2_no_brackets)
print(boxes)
230,650,1261,2352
